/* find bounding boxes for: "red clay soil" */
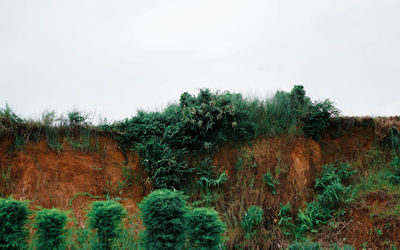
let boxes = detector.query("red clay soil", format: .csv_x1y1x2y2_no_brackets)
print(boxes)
0,136,148,227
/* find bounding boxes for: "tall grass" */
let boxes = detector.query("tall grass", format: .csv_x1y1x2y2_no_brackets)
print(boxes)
0,105,105,153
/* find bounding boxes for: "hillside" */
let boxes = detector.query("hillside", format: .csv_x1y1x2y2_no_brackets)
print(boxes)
1,86,400,249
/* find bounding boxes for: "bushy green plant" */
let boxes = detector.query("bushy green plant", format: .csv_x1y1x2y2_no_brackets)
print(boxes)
278,202,295,236
330,243,355,250
257,90,299,136
0,197,29,249
288,241,322,250
140,189,188,250
314,162,356,208
387,154,400,184
32,208,68,250
103,87,338,190
241,206,263,237
196,158,228,191
303,99,339,141
187,207,226,249
296,162,356,236
87,200,127,250
136,138,188,189
67,110,88,126
263,171,279,195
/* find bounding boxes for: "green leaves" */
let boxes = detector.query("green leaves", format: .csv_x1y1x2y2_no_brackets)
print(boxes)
263,171,280,195
136,138,188,190
241,206,264,238
140,189,226,250
0,197,30,250
187,207,226,249
32,208,68,250
140,189,188,250
278,202,295,236
87,200,127,250
303,99,339,141
296,162,356,236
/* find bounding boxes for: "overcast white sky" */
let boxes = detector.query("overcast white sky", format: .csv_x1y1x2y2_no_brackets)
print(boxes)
1,0,399,121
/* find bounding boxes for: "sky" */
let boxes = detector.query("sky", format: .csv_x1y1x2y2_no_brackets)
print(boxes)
0,0,399,122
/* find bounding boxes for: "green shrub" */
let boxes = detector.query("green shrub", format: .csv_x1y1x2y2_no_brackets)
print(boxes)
67,110,88,126
387,154,400,184
278,202,295,236
330,243,355,250
103,87,338,190
0,197,29,249
241,206,263,237
136,138,188,189
87,200,127,250
196,158,228,191
288,241,322,250
303,99,339,141
296,162,356,236
187,207,226,249
257,90,299,136
32,208,68,250
140,189,188,250
263,171,279,195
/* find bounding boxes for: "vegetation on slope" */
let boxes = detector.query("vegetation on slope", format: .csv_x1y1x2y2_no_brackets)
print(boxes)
1,86,400,249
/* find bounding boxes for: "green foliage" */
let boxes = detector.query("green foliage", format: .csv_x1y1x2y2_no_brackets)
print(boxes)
0,197,29,249
32,208,68,250
303,100,339,141
111,212,141,250
187,207,226,249
256,90,300,136
263,171,279,195
288,241,322,250
241,206,263,237
87,200,127,250
330,243,355,250
67,110,88,126
278,202,295,236
296,162,356,236
140,189,188,250
136,138,188,189
105,89,260,189
387,154,400,184
196,158,228,191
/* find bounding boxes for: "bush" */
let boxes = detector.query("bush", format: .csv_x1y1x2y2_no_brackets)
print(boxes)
187,207,226,249
330,243,355,250
140,189,188,249
87,200,127,250
67,110,88,126
0,197,29,249
263,171,279,195
241,206,263,237
303,99,339,141
296,162,356,236
278,202,295,236
288,241,322,250
104,87,338,189
196,158,228,191
387,154,400,184
136,138,188,189
32,208,68,250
